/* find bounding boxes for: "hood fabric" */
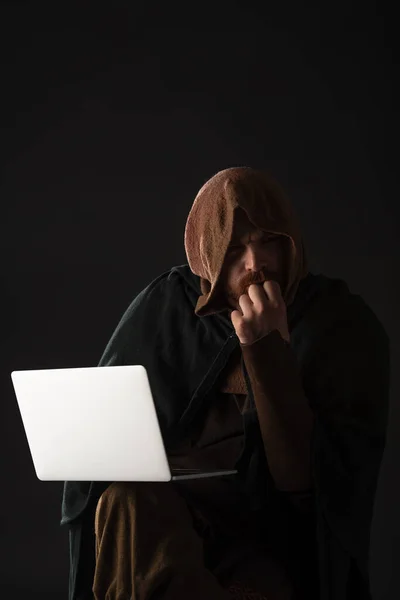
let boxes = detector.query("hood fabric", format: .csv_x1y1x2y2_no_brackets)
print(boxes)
184,166,309,317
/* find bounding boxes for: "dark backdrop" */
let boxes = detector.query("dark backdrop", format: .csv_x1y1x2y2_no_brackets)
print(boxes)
1,2,398,599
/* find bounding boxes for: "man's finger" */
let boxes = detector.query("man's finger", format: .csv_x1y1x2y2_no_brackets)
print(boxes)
230,309,243,331
248,283,268,308
238,293,253,317
263,280,282,304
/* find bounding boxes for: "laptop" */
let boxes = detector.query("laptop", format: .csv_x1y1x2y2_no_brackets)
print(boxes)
11,365,238,482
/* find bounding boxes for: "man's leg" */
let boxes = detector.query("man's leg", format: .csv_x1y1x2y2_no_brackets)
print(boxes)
93,481,231,600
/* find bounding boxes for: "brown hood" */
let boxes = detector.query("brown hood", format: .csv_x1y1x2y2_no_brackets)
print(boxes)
184,166,309,317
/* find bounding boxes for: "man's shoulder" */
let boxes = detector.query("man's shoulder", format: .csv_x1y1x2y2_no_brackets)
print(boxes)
98,265,203,366
147,264,199,293
110,265,204,339
298,271,349,303
295,271,388,345
299,271,375,315
168,264,202,294
289,271,348,331
125,264,200,308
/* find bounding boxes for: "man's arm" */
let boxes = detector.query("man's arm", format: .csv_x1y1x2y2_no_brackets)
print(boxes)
241,329,314,493
240,294,390,547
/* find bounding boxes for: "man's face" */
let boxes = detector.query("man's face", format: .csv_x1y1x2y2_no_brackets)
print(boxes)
220,208,287,310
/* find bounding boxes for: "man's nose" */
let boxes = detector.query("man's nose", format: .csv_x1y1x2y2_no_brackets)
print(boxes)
244,246,263,272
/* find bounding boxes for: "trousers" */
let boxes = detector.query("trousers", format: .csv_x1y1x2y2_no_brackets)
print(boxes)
92,481,295,600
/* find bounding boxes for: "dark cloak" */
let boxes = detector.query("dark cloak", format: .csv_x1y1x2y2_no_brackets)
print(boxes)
61,266,389,600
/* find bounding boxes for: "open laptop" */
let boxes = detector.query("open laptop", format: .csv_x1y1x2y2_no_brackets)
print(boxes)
11,365,238,482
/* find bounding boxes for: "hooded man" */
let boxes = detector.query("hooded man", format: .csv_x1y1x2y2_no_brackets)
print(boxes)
61,167,390,600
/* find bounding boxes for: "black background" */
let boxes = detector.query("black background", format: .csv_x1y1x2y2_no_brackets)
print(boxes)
1,2,398,599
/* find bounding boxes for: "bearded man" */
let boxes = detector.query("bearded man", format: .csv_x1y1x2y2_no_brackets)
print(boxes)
61,167,390,600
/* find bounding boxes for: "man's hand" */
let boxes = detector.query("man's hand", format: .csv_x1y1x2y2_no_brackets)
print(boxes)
230,281,290,346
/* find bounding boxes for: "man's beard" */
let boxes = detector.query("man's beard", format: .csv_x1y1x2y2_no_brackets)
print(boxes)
225,269,283,307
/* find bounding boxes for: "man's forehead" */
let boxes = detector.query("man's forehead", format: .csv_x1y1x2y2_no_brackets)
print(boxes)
231,208,259,239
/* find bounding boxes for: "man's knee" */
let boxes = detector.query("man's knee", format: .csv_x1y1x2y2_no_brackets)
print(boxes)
98,481,176,508
95,481,187,537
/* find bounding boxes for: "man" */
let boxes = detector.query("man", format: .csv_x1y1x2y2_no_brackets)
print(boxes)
61,167,390,600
